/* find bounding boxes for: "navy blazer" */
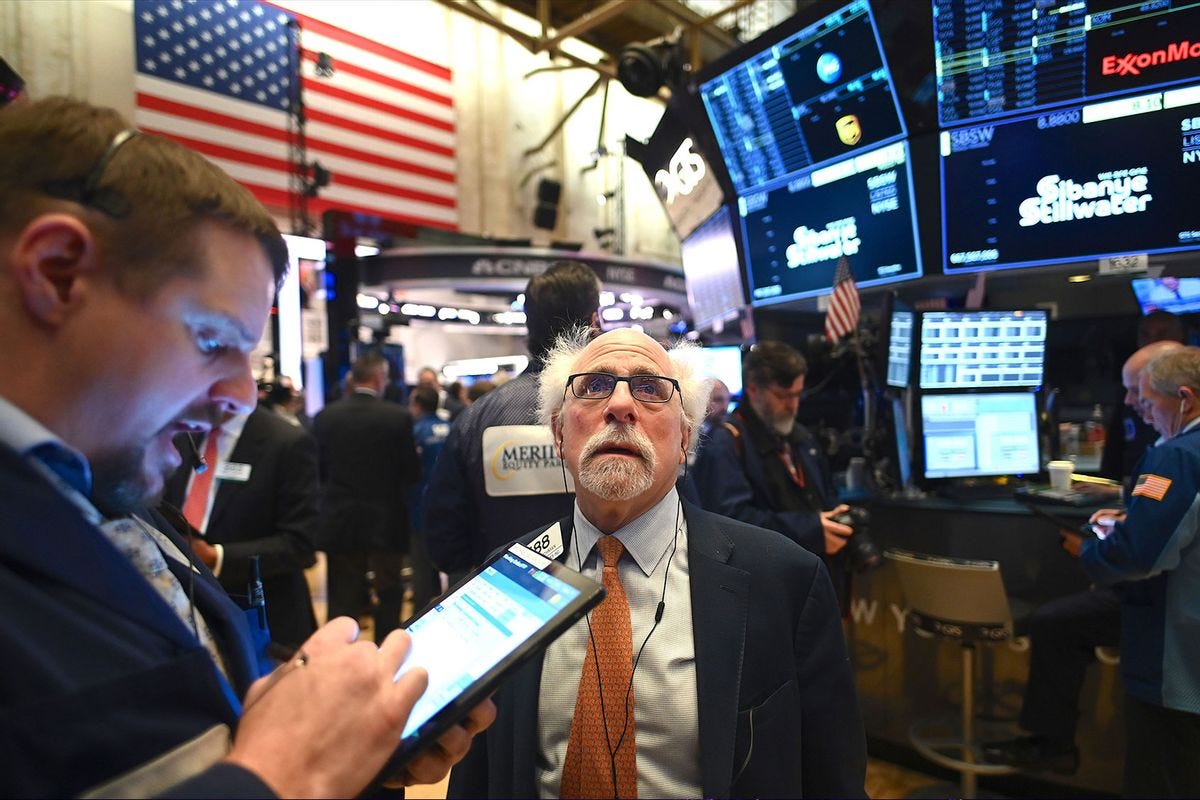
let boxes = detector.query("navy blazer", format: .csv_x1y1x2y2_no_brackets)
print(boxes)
448,502,867,799
0,446,271,797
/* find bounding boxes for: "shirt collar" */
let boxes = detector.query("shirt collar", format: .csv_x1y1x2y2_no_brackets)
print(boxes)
353,387,380,398
0,394,93,484
572,486,682,577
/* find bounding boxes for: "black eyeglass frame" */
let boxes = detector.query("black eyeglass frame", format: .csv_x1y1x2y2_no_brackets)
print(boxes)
41,128,140,218
564,372,681,404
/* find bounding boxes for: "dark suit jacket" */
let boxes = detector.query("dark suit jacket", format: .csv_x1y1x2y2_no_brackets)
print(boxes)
166,407,319,649
0,445,272,797
448,502,867,799
312,391,421,553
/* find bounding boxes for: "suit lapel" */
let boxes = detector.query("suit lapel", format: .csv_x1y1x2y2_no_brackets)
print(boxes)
208,412,265,532
685,503,750,799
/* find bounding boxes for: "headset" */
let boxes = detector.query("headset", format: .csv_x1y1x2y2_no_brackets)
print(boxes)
556,385,685,799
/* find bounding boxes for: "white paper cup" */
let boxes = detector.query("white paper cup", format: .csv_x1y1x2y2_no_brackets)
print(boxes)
1048,460,1074,491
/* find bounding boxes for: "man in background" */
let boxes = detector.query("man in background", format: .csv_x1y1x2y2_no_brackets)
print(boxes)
165,404,320,655
408,384,450,616
0,96,487,796
314,352,420,642
450,328,866,798
423,260,600,585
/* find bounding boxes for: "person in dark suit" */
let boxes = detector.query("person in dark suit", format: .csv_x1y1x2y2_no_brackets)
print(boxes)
165,405,319,653
313,352,421,642
692,340,855,603
449,327,866,799
0,97,489,797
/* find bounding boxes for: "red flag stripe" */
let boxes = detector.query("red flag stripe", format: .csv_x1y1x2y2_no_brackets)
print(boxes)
300,48,452,107
301,77,455,134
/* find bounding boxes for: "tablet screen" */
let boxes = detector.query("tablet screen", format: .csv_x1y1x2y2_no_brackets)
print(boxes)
395,543,594,744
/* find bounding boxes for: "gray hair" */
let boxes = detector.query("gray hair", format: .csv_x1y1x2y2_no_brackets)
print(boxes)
1144,347,1200,397
537,326,712,453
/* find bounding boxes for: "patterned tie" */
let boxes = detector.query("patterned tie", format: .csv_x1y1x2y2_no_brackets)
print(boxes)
561,535,637,799
182,428,220,530
99,516,230,683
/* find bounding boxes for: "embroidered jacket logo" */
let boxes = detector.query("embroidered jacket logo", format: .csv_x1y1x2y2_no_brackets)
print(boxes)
1102,40,1200,76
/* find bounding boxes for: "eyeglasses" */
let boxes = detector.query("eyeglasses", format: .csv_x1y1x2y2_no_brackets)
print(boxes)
42,128,140,218
566,372,680,404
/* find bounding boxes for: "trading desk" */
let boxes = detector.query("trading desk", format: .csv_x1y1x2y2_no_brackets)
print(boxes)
849,494,1122,796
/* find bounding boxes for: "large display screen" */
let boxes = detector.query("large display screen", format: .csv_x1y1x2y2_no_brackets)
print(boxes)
940,83,1200,273
680,205,746,332
886,309,914,389
920,309,1047,389
739,141,923,305
1131,277,1200,315
933,0,1200,127
672,345,743,398
698,0,907,196
920,391,1040,480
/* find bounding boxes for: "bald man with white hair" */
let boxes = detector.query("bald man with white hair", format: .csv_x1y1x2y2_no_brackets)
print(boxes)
449,327,866,799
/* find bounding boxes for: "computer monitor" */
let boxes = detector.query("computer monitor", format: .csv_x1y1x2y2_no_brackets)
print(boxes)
1131,278,1200,315
919,310,1047,390
892,395,913,488
919,391,1041,480
886,308,914,389
679,205,746,332
672,345,743,398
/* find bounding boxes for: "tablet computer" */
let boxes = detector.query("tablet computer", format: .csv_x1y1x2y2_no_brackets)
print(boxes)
392,540,603,759
1018,501,1099,539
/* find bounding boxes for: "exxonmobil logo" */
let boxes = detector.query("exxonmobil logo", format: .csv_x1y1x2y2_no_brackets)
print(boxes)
1102,40,1200,76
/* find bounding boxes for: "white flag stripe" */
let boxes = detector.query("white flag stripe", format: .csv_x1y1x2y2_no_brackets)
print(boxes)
305,119,456,174
306,151,458,201
300,60,456,126
299,29,454,101
136,75,286,130
309,91,455,150
136,107,289,160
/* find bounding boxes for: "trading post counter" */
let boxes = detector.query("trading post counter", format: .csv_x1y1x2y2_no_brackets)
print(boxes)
848,494,1123,796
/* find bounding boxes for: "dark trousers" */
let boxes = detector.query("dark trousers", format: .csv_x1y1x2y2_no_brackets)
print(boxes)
326,551,405,643
1020,587,1122,742
1123,693,1200,797
406,530,440,623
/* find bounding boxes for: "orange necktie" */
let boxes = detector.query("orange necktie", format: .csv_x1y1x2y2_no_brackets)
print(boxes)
561,535,637,799
182,428,220,531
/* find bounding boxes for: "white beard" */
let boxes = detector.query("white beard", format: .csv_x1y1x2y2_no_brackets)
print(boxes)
577,423,657,501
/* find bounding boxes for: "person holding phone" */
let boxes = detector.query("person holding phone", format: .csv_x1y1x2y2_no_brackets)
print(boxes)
0,97,492,797
1059,347,1200,797
449,327,867,799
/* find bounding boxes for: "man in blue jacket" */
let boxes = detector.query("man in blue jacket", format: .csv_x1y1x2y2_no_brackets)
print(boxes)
1063,347,1200,797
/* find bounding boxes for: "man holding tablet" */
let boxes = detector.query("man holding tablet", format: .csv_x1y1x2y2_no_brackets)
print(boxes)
449,327,867,798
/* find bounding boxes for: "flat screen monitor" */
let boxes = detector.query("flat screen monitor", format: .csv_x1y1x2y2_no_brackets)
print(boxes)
739,140,924,305
1131,278,1200,315
697,0,908,197
940,84,1200,273
626,98,726,240
886,309,914,389
680,205,746,332
892,395,913,488
920,391,1040,480
933,0,1200,127
673,345,743,398
919,309,1047,389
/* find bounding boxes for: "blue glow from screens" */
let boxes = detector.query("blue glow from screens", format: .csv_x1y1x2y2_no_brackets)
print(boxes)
699,0,908,196
919,310,1047,390
921,391,1040,480
738,140,923,305
893,396,912,487
886,310,913,389
1132,278,1200,315
939,88,1200,273
933,1,1200,127
673,346,743,397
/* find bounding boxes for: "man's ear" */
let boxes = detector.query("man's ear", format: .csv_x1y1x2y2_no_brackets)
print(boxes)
9,214,98,325
552,415,564,457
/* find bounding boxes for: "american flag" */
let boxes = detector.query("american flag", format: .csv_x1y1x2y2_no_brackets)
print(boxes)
134,0,457,231
1132,473,1172,501
824,256,861,342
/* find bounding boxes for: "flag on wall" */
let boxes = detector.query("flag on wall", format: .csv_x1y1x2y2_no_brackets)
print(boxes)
133,0,458,231
824,256,861,342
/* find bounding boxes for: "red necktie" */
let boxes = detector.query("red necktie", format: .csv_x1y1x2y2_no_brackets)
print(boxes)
182,428,220,531
561,536,637,799
777,443,807,488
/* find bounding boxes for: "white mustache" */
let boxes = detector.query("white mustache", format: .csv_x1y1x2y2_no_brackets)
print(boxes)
580,424,654,465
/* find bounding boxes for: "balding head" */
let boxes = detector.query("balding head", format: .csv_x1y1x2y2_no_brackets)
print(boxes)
1122,340,1185,421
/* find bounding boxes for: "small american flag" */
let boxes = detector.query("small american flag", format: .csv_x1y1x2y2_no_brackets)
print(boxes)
134,0,457,231
824,256,861,342
1132,473,1172,501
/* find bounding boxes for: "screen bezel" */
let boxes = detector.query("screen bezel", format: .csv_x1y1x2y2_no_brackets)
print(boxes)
391,541,603,761
915,388,1042,483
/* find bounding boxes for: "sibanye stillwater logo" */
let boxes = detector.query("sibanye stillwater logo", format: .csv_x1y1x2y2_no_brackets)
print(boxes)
1101,40,1200,76
1018,169,1153,227
785,217,860,268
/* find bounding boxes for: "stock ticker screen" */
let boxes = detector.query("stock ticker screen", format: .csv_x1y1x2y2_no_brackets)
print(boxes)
698,0,907,196
940,84,1200,272
933,0,1200,127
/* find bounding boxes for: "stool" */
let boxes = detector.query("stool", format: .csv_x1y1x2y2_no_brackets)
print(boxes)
887,549,1019,798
